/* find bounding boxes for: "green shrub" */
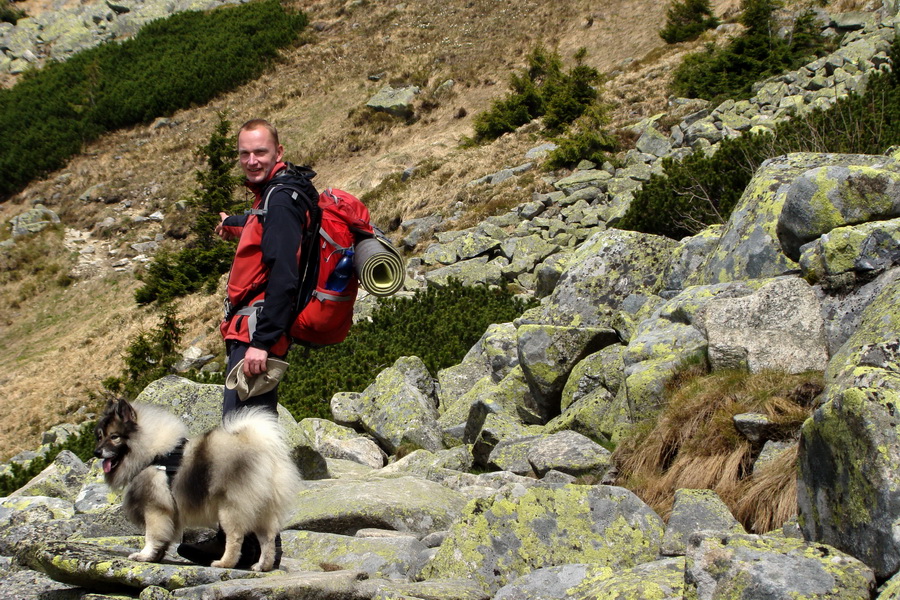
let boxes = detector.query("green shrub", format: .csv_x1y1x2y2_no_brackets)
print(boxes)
135,243,236,304
0,0,305,199
545,106,618,169
473,47,602,141
277,280,538,420
618,132,774,238
0,420,97,497
669,0,827,101
103,304,184,399
620,41,900,239
659,0,720,44
0,0,25,24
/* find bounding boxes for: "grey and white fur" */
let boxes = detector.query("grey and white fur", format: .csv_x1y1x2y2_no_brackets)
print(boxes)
94,399,299,571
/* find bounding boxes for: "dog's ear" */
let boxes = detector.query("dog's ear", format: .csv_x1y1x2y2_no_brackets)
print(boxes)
114,398,137,424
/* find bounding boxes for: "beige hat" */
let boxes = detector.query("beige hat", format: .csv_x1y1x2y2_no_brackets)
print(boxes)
225,358,290,401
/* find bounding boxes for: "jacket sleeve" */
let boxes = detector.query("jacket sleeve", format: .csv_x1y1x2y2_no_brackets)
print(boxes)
250,184,316,351
220,214,246,239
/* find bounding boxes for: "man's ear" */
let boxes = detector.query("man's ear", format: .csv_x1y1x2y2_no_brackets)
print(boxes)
276,144,284,163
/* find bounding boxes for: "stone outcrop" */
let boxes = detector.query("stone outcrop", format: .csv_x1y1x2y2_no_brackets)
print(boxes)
420,484,665,594
0,0,243,75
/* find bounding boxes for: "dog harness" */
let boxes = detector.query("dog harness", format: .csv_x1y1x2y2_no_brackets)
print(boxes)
151,438,188,484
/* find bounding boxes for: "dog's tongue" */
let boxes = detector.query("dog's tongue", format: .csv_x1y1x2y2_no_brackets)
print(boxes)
102,459,112,474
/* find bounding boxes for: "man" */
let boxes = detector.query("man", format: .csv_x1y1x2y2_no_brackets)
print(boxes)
216,118,318,416
177,119,317,568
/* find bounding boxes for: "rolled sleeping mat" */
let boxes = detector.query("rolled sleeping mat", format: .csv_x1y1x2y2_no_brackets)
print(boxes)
353,235,405,297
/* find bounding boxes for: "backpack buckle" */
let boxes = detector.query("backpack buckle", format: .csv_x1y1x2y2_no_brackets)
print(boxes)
223,299,235,320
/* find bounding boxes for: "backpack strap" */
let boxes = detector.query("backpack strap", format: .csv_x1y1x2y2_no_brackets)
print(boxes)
311,290,354,302
247,184,308,222
257,178,324,319
319,227,351,253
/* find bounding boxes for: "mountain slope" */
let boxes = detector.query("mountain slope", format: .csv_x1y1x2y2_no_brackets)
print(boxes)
0,0,752,458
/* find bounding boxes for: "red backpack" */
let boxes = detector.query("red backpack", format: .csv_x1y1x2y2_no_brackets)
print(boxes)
290,188,374,346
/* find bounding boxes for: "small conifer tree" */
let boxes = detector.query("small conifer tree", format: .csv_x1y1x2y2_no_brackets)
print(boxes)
659,0,720,44
135,113,242,303
188,111,243,248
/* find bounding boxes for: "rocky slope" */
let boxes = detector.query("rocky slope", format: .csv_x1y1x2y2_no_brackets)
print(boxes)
0,0,691,459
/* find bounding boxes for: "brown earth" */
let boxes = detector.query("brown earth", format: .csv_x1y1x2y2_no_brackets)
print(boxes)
0,0,863,459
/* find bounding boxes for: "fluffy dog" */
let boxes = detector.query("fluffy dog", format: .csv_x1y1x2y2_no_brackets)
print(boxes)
94,398,299,571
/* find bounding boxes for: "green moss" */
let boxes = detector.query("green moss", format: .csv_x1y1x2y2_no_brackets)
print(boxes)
808,168,845,234
840,165,899,216
805,389,878,529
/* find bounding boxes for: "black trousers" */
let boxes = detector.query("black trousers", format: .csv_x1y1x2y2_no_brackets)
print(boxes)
223,341,282,418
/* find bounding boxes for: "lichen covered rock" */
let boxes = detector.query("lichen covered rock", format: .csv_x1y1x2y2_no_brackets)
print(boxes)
777,156,900,260
287,476,468,536
536,229,678,328
516,323,620,420
798,386,900,580
134,375,297,436
420,484,664,593
22,540,270,592
688,153,834,286
572,556,686,600
560,345,625,413
292,418,384,470
685,532,875,599
662,489,745,556
281,530,425,578
800,217,900,283
8,451,88,502
349,356,444,454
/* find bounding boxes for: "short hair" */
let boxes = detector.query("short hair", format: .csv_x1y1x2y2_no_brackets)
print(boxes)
239,119,280,147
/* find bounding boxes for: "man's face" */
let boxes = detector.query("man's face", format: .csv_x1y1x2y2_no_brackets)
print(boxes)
238,127,284,185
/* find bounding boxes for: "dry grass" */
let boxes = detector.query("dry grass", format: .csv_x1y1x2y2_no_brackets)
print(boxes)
613,368,823,531
733,443,800,533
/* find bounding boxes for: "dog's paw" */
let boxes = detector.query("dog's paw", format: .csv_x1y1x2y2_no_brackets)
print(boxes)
128,552,155,562
251,562,268,572
210,559,236,569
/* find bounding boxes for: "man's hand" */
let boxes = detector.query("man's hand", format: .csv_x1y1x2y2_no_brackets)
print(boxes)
243,346,269,377
215,212,237,241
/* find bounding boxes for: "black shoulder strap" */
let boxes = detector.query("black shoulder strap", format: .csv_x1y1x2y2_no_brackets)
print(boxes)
240,167,322,326
151,438,188,485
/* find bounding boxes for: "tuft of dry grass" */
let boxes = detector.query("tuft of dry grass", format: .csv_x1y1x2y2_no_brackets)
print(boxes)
614,368,822,530
733,443,800,533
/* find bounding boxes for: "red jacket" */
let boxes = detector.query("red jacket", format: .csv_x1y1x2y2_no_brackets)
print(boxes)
219,163,318,356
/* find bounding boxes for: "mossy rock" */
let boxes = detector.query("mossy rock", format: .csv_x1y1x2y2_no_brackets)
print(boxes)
777,157,900,261
420,484,664,594
685,532,875,599
22,540,272,592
